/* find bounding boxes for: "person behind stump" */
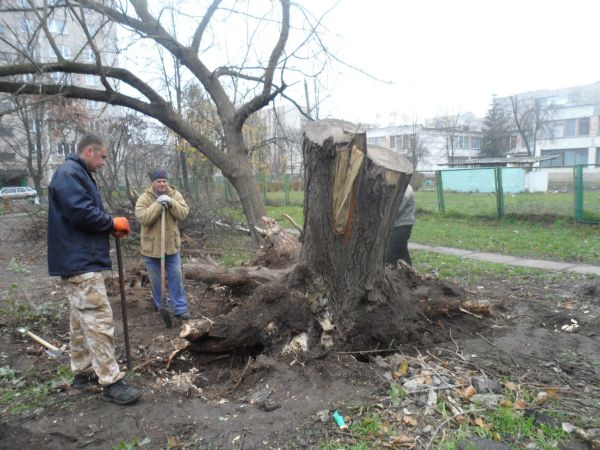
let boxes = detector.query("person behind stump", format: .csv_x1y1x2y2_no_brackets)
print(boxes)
48,134,141,405
135,168,190,320
386,184,415,267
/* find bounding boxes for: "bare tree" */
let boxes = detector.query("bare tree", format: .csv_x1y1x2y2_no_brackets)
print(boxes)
0,96,50,194
406,119,427,170
0,0,327,242
84,112,150,211
434,113,461,166
509,95,551,157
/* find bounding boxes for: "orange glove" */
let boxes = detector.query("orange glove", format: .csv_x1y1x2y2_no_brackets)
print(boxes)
112,217,130,238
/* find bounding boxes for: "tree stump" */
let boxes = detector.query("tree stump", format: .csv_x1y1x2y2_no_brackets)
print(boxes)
180,119,477,354
298,119,419,347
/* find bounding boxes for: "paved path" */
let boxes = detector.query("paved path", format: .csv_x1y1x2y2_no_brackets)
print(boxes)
409,242,600,276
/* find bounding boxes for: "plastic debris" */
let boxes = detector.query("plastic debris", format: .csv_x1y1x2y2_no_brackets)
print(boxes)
332,409,348,429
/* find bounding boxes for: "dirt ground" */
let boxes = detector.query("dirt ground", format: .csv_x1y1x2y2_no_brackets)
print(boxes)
0,213,599,449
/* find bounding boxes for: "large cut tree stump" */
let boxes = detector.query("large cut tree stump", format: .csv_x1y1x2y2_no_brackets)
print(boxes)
298,119,418,347
180,119,478,354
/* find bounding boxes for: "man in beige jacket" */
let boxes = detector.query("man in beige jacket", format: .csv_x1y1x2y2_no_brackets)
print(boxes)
135,168,191,319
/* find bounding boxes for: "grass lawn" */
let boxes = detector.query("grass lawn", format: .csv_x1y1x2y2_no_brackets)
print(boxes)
412,214,600,264
258,189,600,223
412,249,597,282
415,190,600,221
262,204,600,265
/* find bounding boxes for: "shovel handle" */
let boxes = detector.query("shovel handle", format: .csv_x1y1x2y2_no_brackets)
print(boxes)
115,236,132,370
25,330,60,352
160,207,166,306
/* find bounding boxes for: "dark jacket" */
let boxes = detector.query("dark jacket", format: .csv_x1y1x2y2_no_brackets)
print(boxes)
47,155,113,276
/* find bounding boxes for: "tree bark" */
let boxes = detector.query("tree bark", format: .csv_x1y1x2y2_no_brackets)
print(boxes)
298,119,415,345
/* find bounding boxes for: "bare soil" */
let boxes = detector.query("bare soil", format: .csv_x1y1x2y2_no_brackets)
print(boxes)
0,214,599,449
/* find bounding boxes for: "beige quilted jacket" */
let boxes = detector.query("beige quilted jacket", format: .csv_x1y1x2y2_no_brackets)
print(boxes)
135,185,189,257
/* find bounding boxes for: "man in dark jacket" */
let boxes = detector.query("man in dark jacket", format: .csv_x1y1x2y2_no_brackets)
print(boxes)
48,134,141,405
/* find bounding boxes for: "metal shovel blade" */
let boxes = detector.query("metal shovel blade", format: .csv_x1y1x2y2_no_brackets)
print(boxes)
161,307,173,328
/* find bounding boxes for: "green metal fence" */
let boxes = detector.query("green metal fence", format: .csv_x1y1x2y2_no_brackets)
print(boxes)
196,167,599,224
415,166,599,224
209,175,305,207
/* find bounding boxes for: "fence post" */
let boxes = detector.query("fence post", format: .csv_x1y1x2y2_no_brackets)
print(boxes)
494,167,504,219
284,174,290,206
573,165,584,222
435,170,445,213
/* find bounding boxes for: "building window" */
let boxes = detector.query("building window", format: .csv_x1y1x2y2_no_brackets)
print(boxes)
60,45,71,59
20,17,36,34
50,72,69,83
49,19,68,35
87,100,101,110
47,45,70,61
545,118,590,138
83,47,95,63
596,148,600,166
403,135,411,150
565,119,577,137
578,117,590,136
85,74,99,86
471,137,481,150
367,136,384,146
0,126,14,137
509,135,518,149
541,148,588,167
457,135,470,150
0,152,16,161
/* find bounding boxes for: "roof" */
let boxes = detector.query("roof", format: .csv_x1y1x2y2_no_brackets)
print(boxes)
459,155,558,167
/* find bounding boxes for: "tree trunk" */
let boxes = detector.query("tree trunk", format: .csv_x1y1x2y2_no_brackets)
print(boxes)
299,119,415,345
228,164,267,244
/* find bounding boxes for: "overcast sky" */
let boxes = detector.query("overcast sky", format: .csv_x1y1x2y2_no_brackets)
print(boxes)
306,0,600,125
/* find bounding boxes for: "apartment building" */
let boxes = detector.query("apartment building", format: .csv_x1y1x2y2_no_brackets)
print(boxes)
0,1,118,187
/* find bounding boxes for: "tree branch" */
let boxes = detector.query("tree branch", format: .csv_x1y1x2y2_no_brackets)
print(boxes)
190,0,221,53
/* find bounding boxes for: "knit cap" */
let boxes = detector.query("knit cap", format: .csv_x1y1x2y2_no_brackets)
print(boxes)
149,168,168,181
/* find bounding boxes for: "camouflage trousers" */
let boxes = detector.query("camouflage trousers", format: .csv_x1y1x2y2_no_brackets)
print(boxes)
62,272,124,386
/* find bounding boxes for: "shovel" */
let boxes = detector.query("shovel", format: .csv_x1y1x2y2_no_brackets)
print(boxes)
159,206,173,328
115,236,132,369
18,328,63,358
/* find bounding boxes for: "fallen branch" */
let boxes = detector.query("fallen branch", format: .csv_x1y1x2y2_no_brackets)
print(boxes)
282,212,302,234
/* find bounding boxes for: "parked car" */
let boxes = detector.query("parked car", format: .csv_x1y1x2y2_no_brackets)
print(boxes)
0,186,38,200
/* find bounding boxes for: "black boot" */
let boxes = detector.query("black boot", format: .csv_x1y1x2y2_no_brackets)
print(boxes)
71,373,99,389
101,380,141,405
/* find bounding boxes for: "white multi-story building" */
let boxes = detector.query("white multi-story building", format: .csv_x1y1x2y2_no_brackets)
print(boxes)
0,0,118,187
366,114,484,171
496,81,600,170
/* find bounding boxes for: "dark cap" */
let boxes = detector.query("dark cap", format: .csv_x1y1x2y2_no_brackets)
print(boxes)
149,168,168,181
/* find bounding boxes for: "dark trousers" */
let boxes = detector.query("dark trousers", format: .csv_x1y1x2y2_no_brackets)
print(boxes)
386,225,413,267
